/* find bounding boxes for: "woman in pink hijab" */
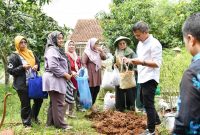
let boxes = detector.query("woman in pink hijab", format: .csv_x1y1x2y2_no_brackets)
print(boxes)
82,38,106,111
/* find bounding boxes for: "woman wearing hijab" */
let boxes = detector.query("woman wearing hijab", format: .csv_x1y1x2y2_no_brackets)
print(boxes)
7,36,43,127
65,40,81,117
82,38,106,112
43,31,74,130
113,36,137,112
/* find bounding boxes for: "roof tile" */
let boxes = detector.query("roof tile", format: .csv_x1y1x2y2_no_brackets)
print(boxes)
70,19,103,42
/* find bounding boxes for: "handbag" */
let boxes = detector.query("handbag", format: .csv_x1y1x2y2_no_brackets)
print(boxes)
65,80,76,104
28,71,48,99
119,63,136,89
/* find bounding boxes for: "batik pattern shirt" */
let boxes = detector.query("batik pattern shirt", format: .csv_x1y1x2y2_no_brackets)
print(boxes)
173,53,200,135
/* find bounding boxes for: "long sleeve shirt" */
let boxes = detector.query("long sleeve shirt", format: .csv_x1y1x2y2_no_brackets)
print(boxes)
173,53,200,134
136,34,162,83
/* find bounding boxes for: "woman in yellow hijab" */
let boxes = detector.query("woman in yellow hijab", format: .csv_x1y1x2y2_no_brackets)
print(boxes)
7,35,43,127
14,36,36,68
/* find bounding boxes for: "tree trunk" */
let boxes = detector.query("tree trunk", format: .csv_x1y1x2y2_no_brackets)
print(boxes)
1,55,9,85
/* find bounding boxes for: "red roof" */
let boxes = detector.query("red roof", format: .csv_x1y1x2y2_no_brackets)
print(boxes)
70,19,104,42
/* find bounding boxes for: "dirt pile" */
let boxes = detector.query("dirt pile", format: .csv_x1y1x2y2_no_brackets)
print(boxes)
87,110,147,135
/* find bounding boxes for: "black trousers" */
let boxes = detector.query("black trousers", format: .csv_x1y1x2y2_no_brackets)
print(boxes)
90,86,100,105
140,79,160,132
17,88,43,126
115,86,136,112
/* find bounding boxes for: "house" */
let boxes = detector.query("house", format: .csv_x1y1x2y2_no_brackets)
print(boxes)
66,19,104,56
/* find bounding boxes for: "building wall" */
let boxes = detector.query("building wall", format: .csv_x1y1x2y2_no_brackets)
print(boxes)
75,44,86,57
65,41,105,57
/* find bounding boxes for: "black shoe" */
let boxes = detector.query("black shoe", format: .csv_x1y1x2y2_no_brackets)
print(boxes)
32,118,41,124
24,124,32,128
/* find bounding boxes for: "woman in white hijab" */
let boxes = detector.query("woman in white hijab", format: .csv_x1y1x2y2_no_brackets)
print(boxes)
65,40,81,117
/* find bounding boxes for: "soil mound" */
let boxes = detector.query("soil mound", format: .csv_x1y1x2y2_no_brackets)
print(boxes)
87,110,146,135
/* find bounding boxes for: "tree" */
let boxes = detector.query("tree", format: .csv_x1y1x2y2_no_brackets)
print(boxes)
97,0,154,51
0,0,70,85
97,0,200,50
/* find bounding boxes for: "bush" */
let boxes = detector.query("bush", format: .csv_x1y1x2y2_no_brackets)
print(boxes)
160,48,191,107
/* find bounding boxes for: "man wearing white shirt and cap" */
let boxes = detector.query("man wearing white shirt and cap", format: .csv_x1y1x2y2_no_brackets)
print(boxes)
125,21,162,135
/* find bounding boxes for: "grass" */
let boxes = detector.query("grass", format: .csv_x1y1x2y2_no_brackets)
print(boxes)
0,85,101,135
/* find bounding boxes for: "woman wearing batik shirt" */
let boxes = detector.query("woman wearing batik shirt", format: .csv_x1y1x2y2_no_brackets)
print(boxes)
82,38,106,112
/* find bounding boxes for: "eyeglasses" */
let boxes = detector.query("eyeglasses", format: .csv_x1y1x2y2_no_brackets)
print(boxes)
19,41,27,44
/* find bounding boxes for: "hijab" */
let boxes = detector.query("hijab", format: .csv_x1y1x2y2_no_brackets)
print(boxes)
84,38,101,71
14,36,35,67
114,39,133,57
65,40,79,72
45,31,71,73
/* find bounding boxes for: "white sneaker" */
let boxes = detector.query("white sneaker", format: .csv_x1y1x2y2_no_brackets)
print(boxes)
140,129,155,135
80,108,86,112
68,114,76,118
64,126,73,131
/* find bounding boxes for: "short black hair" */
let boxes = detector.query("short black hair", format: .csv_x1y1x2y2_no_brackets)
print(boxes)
182,12,200,41
132,21,149,33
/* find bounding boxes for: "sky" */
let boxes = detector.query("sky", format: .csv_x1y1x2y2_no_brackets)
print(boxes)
42,0,112,28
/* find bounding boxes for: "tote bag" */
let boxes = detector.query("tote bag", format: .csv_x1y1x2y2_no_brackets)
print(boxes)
119,63,136,89
28,72,48,99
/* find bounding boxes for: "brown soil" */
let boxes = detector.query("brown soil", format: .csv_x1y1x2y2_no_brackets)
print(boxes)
86,110,147,135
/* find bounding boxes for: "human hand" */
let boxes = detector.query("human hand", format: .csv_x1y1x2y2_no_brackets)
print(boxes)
64,73,72,80
32,65,38,71
96,46,103,53
71,71,78,78
130,58,143,65
113,63,118,68
23,64,31,70
122,57,130,64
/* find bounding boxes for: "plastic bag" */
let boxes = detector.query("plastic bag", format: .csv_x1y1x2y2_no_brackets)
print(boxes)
103,92,115,110
78,67,88,78
163,112,175,131
101,70,115,90
155,85,161,95
112,67,120,86
76,68,92,109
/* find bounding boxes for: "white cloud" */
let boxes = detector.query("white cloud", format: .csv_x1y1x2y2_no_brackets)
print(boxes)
42,0,111,28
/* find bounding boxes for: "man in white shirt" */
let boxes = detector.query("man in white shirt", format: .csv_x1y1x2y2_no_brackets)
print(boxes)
126,21,162,135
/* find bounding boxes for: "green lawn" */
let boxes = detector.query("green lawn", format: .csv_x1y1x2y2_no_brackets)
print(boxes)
0,85,170,135
0,85,101,135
